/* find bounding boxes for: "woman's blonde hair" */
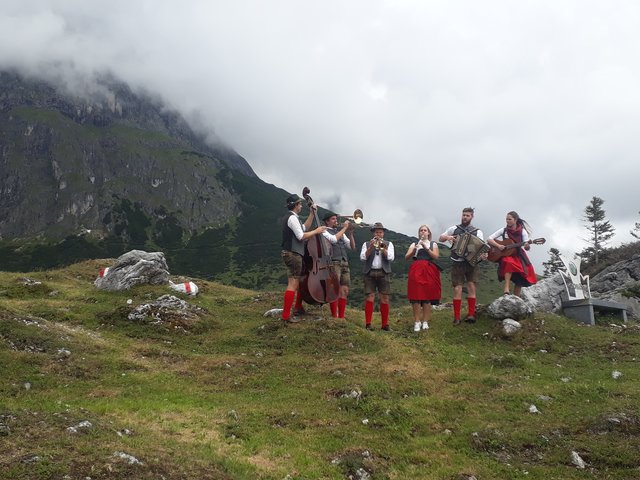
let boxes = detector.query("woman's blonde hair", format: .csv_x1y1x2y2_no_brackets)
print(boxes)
418,224,432,240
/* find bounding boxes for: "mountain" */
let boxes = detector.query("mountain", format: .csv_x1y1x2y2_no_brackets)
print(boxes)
0,70,295,282
0,70,503,303
0,70,254,240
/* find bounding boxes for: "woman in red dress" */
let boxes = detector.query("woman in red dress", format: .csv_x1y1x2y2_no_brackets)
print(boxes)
487,211,537,297
405,225,442,332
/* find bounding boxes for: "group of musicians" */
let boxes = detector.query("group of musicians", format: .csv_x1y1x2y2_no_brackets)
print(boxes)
280,195,537,329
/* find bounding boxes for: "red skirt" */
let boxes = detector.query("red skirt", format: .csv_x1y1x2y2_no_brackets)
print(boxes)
407,260,441,302
498,253,537,287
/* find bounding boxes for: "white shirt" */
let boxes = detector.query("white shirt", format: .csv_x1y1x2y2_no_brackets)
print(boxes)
322,229,352,249
287,213,306,241
360,240,395,269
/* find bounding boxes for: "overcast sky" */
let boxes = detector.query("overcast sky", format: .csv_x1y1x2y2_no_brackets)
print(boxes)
2,0,640,271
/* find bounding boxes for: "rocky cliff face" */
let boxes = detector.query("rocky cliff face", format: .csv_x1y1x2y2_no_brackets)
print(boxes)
0,70,254,240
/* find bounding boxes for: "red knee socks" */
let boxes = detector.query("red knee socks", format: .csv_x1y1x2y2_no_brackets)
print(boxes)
380,303,390,328
453,299,462,320
364,300,374,326
338,298,347,318
282,290,295,320
329,300,338,317
468,297,476,317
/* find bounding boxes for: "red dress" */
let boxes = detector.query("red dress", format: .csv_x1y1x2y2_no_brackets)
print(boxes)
497,227,537,287
407,245,441,302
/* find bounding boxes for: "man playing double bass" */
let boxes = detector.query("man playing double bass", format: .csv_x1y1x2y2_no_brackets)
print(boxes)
322,212,356,319
280,194,327,323
439,207,485,326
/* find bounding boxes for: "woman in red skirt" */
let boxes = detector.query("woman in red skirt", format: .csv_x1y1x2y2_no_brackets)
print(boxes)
487,211,537,297
405,225,442,332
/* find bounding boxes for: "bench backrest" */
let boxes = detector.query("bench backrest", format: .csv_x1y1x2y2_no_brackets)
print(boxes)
559,253,591,300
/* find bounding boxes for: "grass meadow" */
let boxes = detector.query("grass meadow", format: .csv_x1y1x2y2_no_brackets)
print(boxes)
1,260,639,479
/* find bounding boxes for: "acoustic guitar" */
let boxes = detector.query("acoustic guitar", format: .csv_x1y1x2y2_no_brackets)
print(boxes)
487,237,546,262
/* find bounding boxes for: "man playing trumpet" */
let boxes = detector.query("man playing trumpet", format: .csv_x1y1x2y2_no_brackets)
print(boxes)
322,212,356,319
360,222,395,330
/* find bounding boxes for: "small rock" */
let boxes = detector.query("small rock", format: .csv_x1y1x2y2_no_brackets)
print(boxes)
57,348,71,358
113,451,144,465
354,467,371,480
67,420,93,434
264,308,284,318
528,404,541,414
361,418,369,425
560,377,572,383
21,455,42,464
502,319,522,335
126,299,133,305
537,395,552,402
612,370,623,379
24,382,31,390
571,450,586,469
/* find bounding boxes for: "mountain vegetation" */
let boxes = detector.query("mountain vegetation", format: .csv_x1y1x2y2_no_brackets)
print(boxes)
1,261,639,479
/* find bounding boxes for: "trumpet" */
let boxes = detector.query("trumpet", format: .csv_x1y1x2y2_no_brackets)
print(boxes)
371,235,387,251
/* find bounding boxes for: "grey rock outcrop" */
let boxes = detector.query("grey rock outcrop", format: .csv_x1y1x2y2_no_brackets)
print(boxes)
520,273,566,314
94,250,169,291
522,254,640,319
487,294,533,320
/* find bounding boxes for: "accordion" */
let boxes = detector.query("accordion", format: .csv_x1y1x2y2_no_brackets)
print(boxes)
451,233,490,265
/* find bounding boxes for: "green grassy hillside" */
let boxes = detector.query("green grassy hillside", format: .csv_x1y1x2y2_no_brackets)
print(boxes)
1,261,638,479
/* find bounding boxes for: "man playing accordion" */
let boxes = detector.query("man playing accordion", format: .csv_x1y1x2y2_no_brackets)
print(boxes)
439,207,486,325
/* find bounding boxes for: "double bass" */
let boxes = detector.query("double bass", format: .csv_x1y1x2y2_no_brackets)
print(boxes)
299,187,340,305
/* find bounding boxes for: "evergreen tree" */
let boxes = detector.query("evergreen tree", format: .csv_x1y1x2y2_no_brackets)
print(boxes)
542,247,564,277
581,196,615,264
631,211,640,240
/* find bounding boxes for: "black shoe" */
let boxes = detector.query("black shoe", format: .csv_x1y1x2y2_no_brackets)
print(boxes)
365,324,373,330
453,319,461,326
381,325,390,331
464,316,476,324
293,308,307,316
